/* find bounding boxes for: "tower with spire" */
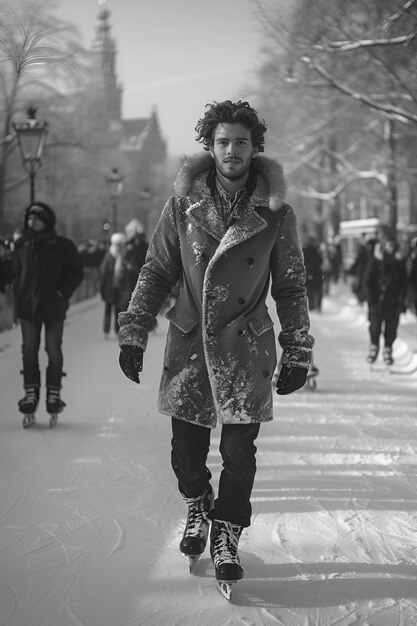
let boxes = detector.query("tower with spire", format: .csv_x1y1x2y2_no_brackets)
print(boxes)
88,0,167,236
90,0,122,124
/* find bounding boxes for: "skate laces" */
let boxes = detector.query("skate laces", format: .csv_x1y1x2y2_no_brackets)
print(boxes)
212,521,242,566
183,489,212,538
367,345,379,363
383,347,393,364
185,506,209,538
25,388,38,401
47,389,65,408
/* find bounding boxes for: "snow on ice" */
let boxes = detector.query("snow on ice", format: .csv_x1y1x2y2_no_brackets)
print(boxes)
1,286,417,625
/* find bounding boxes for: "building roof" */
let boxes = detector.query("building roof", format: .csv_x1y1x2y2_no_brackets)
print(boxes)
122,118,150,149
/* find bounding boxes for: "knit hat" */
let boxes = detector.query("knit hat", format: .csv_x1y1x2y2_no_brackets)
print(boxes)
110,232,126,246
24,202,56,232
109,232,126,257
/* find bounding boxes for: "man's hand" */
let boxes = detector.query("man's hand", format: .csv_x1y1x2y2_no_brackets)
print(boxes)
276,364,308,395
119,345,143,384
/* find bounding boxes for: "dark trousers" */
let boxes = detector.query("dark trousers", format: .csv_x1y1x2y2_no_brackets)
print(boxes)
103,300,122,335
368,308,399,349
20,319,64,389
171,417,260,528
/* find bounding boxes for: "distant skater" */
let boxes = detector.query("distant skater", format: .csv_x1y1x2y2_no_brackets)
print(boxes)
11,202,84,427
99,233,137,338
364,239,408,365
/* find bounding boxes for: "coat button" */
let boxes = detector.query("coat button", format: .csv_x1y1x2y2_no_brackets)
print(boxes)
238,298,245,304
238,329,246,336
247,257,255,268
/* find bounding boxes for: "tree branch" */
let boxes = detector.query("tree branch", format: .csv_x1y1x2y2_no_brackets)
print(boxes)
293,171,388,201
301,56,417,124
312,33,416,52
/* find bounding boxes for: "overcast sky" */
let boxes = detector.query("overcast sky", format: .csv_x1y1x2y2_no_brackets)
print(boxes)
54,0,277,156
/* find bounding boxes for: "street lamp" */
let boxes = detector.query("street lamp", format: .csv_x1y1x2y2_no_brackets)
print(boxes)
105,167,124,233
13,105,49,203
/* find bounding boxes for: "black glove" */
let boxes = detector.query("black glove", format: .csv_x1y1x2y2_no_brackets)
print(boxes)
119,345,143,384
276,365,308,395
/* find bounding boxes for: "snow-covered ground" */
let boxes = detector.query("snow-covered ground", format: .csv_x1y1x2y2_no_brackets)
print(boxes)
1,288,417,626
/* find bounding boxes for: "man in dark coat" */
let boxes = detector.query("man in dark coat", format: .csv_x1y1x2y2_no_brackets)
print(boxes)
364,239,408,365
117,100,314,588
11,202,84,419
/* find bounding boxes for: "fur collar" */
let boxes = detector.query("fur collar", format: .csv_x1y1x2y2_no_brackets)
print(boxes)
174,152,286,212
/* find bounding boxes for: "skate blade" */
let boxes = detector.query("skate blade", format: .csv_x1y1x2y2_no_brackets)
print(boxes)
49,414,58,429
216,580,235,601
22,414,36,429
306,376,317,390
182,554,201,574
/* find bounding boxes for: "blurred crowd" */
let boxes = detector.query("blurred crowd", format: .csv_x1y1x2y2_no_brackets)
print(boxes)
2,220,417,365
302,231,417,366
0,217,151,334
302,235,343,313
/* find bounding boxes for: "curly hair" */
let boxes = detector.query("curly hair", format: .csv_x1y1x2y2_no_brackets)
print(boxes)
195,100,267,152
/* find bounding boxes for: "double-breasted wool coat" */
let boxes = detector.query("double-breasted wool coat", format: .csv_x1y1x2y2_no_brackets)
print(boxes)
118,153,314,428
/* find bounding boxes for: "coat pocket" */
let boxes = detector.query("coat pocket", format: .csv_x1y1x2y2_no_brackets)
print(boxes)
246,313,277,382
163,318,200,376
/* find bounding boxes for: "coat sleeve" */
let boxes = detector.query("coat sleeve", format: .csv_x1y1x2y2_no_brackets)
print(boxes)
363,258,378,304
270,205,314,368
118,197,181,350
59,239,84,299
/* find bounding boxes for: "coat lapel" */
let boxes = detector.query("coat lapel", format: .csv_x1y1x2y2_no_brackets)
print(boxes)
187,197,267,252
186,198,225,242
217,202,267,256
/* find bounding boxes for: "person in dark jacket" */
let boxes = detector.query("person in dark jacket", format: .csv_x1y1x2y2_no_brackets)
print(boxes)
0,239,12,294
11,202,84,418
117,99,314,591
363,239,408,365
348,235,377,304
99,232,137,337
303,235,323,312
124,219,149,275
409,238,417,314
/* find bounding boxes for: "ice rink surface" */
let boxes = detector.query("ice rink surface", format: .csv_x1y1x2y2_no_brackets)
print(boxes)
1,288,417,625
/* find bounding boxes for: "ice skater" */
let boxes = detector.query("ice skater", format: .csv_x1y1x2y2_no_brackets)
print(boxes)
99,232,137,338
117,99,314,599
10,202,84,427
363,239,408,366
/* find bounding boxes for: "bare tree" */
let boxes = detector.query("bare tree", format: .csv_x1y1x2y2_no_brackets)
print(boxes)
0,0,88,229
253,0,417,235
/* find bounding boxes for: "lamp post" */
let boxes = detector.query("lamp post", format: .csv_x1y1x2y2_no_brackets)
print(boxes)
13,105,49,203
105,167,124,233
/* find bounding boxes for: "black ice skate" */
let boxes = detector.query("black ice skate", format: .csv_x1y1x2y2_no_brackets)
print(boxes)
210,519,244,601
383,347,394,366
180,485,214,573
306,363,319,390
367,344,379,365
18,387,39,429
46,389,66,428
